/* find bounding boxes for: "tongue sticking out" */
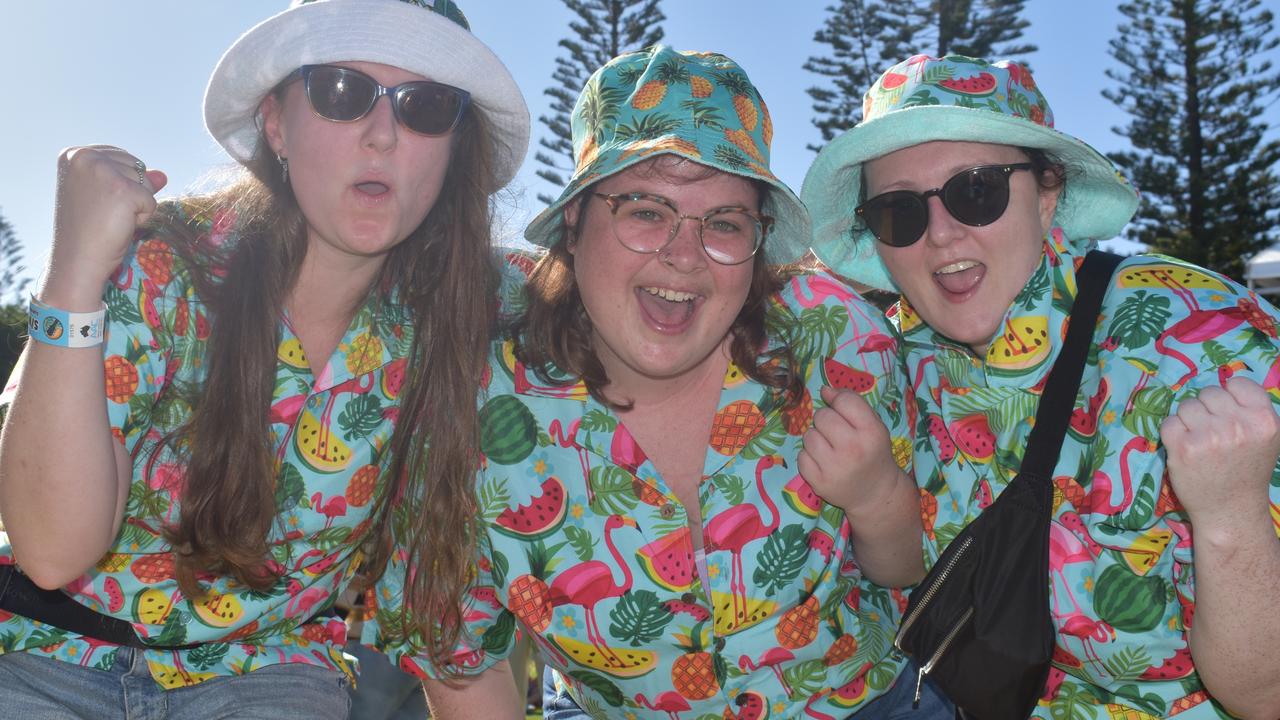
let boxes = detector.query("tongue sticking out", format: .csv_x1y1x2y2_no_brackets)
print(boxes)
356,182,389,196
934,263,985,295
637,289,695,328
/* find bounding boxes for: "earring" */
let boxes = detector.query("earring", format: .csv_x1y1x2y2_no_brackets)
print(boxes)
276,152,289,184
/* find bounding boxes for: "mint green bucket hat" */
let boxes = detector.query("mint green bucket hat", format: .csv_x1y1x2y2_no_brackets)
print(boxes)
524,45,811,265
802,54,1139,291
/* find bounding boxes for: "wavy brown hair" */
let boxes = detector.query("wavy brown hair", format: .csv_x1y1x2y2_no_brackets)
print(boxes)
155,89,499,674
514,157,804,410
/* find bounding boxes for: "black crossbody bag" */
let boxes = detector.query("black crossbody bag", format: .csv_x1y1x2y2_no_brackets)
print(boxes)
893,250,1122,720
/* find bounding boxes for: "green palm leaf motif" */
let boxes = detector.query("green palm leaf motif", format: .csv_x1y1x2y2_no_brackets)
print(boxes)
782,659,827,698
614,112,681,140
793,305,848,364
851,619,890,670
189,642,230,671
608,589,674,646
679,99,724,130
712,144,750,170
709,472,747,505
936,351,976,387
710,69,754,98
739,413,786,460
1108,291,1172,349
570,671,624,708
1047,681,1102,720
480,609,515,653
947,386,1037,434
653,57,690,85
478,476,512,523
1122,386,1173,439
752,524,808,595
564,525,597,561
580,408,616,431
579,82,627,143
588,465,640,515
338,393,383,441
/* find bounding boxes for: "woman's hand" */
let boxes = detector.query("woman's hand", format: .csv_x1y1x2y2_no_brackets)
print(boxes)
798,386,904,512
43,145,167,307
1160,375,1280,533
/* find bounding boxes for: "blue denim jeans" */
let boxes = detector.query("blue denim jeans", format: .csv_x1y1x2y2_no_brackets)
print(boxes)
542,661,954,719
0,647,351,720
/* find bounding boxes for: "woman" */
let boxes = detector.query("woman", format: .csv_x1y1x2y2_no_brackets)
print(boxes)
0,0,527,716
803,55,1280,718
414,45,951,719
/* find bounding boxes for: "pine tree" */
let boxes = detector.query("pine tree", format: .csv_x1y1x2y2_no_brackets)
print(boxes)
1104,0,1280,280
805,0,1035,151
535,0,665,205
0,209,30,303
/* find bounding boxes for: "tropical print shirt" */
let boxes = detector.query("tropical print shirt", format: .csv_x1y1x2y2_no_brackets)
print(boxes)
380,270,912,717
0,201,415,688
900,230,1280,719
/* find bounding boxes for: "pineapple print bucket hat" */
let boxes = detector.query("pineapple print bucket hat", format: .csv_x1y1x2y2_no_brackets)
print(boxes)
524,45,811,265
204,0,530,191
801,54,1139,291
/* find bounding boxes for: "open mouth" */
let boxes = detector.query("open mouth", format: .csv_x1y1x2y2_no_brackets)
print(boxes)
355,181,390,196
933,260,985,296
636,286,698,330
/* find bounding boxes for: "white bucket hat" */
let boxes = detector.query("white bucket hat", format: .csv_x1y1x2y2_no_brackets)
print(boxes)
203,0,530,190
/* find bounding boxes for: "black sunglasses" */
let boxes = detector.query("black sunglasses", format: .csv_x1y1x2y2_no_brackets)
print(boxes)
291,64,470,137
856,163,1035,247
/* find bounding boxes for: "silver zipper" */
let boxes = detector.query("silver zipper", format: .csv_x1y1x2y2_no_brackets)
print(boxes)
913,606,974,707
893,534,975,653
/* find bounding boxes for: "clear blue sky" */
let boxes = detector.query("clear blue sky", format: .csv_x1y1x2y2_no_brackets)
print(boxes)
0,1,1207,291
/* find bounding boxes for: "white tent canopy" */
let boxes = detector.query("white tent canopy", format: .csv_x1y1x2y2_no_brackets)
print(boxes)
1244,243,1280,294
1246,245,1280,295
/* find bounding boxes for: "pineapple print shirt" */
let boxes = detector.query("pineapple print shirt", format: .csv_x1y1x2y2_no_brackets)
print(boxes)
0,201,415,688
902,231,1280,719
374,270,914,717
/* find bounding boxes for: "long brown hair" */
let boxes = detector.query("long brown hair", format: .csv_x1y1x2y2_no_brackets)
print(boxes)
514,158,803,409
156,93,499,673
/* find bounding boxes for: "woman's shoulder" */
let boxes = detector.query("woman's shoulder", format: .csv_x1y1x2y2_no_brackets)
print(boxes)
121,198,241,298
771,268,896,334
1106,253,1258,309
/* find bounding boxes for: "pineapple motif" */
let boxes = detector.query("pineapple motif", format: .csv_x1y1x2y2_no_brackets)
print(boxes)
713,70,760,131
782,388,813,435
507,540,556,632
759,95,774,146
722,128,765,165
346,332,384,375
345,464,380,507
96,552,133,573
104,338,147,403
631,57,690,110
130,553,176,584
671,620,721,700
774,593,820,649
709,399,766,456
136,239,174,286
822,616,858,666
689,74,713,98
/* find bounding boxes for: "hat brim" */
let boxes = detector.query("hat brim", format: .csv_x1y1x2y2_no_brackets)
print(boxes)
524,148,812,267
802,106,1139,291
204,0,529,190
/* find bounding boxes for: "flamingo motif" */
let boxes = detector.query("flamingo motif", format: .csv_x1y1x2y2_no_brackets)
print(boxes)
1059,615,1116,676
1083,436,1155,515
277,371,376,464
1048,519,1097,619
634,691,691,719
310,491,348,529
549,418,594,504
548,514,637,665
739,647,796,697
704,454,784,620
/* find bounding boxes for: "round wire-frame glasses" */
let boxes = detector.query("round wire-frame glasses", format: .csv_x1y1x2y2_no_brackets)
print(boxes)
591,191,771,265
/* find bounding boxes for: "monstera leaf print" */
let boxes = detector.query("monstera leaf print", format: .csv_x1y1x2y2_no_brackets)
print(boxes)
609,589,674,646
1108,291,1172,350
1122,387,1173,440
752,524,808,595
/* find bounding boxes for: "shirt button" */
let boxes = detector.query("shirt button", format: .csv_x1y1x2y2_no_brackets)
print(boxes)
659,503,677,519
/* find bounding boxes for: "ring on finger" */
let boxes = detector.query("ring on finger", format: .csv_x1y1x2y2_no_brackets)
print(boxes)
134,159,146,185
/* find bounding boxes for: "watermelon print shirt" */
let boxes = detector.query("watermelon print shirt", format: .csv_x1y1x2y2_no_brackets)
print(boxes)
901,231,1280,719
0,201,415,689
379,270,913,717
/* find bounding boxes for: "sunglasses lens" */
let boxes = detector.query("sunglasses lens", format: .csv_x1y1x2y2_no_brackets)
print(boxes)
943,167,1011,226
859,192,929,247
304,66,377,122
396,83,468,136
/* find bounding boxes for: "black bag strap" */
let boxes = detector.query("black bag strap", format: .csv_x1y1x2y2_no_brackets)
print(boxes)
1018,250,1123,478
0,563,200,650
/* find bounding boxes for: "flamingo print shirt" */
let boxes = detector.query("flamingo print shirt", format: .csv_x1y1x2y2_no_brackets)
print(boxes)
375,270,913,718
901,231,1280,719
0,201,414,689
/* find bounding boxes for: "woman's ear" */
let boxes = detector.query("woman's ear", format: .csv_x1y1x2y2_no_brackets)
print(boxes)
1038,175,1062,233
259,93,287,157
563,199,582,254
